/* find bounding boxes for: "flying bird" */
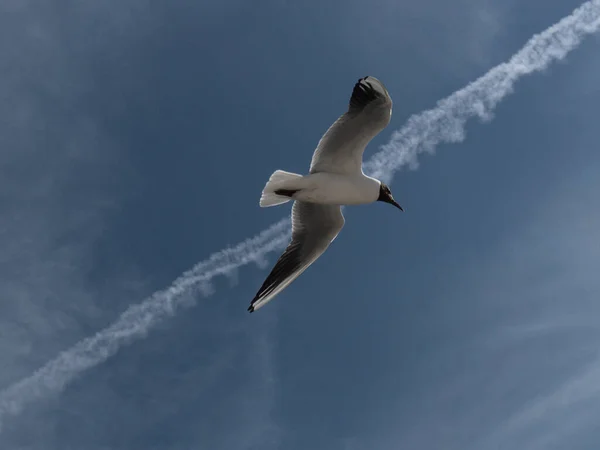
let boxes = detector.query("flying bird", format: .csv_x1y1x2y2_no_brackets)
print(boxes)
248,76,403,313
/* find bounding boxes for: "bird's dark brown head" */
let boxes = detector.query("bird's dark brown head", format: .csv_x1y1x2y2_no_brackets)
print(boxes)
377,183,403,211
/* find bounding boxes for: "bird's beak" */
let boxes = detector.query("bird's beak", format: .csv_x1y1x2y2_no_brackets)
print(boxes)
391,199,404,211
387,197,403,211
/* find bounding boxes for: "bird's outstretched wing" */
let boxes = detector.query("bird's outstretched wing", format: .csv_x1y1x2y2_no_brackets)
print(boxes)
309,76,392,175
248,201,345,312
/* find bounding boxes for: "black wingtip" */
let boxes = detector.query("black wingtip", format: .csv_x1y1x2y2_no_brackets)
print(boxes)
248,294,259,313
349,76,379,111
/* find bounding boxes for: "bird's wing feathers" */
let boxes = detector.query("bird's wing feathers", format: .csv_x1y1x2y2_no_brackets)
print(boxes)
249,76,392,312
309,76,392,175
248,202,344,312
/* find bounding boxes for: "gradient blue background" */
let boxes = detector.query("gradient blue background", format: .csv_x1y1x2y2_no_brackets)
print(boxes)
1,0,599,449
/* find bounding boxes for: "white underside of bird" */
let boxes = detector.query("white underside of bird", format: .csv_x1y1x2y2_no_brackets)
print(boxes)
260,170,380,206
248,75,403,313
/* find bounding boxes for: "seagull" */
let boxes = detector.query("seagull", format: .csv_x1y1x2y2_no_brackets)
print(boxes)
248,76,403,313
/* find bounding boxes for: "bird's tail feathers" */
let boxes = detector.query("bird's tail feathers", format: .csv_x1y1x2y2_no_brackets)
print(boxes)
259,170,303,207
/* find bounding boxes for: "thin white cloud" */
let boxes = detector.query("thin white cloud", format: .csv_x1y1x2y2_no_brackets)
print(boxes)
372,161,600,450
474,167,600,450
0,0,148,432
364,0,600,181
1,0,599,428
491,361,600,448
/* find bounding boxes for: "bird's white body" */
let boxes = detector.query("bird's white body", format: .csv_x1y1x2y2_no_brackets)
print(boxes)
249,76,400,313
266,171,380,206
293,172,380,205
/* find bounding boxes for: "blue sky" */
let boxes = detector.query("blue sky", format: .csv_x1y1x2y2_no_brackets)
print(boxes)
1,0,599,449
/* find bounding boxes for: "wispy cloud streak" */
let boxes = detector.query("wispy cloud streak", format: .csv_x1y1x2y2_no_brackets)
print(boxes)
1,0,599,426
481,358,600,449
364,0,600,181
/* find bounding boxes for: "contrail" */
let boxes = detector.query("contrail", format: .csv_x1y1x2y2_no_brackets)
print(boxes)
364,0,600,182
1,0,599,426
